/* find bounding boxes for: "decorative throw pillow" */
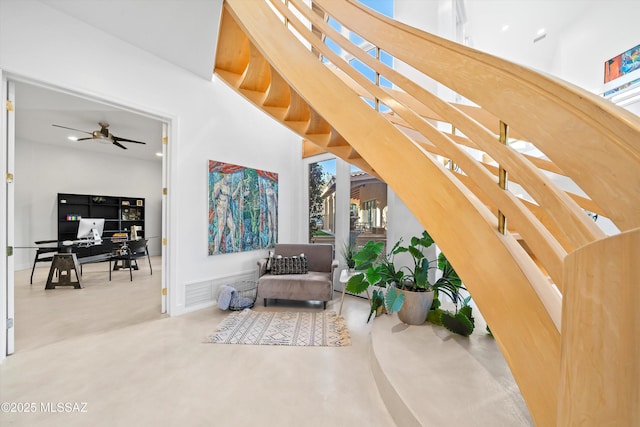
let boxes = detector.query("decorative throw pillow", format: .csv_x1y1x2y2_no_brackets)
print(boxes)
265,251,274,272
270,255,308,275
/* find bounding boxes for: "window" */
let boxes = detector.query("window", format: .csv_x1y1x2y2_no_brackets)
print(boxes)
309,158,336,244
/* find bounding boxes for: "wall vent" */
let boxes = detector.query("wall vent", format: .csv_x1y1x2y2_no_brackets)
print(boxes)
184,271,257,310
184,280,214,308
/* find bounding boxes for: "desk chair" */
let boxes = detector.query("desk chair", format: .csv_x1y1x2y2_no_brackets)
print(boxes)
109,239,152,281
30,240,60,284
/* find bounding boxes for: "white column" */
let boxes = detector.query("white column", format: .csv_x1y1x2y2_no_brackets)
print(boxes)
333,158,351,291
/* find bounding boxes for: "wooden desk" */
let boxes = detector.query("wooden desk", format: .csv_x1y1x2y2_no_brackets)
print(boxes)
36,238,148,287
45,253,83,289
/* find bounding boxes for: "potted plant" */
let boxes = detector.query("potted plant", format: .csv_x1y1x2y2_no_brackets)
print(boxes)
391,231,437,325
347,231,473,329
340,240,356,271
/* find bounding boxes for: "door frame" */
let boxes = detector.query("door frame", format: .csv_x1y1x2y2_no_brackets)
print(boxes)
1,73,174,358
1,70,11,360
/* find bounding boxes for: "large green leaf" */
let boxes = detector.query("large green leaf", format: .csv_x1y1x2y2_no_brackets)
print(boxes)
393,245,408,255
441,311,474,337
408,245,423,260
426,308,444,325
365,266,382,286
418,230,434,248
353,240,384,267
384,286,405,314
388,238,403,255
346,273,369,294
414,258,430,288
459,305,474,326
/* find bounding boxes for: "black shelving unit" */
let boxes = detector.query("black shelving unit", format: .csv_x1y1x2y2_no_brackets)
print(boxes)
57,193,145,256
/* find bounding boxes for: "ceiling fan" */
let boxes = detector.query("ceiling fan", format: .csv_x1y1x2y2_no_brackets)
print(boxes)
52,121,146,149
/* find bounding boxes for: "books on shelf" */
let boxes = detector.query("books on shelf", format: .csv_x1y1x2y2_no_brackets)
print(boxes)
111,232,129,243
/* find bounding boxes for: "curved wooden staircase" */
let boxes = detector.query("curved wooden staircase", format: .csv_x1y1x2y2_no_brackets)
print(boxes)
214,1,640,425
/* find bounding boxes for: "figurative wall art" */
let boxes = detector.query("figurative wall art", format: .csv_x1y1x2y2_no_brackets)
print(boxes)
208,160,278,255
604,43,640,83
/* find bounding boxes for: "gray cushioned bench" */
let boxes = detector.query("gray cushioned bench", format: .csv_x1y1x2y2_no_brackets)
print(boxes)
257,243,337,309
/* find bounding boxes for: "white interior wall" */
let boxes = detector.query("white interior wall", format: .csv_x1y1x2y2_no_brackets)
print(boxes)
14,138,163,270
386,189,437,282
550,1,640,94
0,1,303,316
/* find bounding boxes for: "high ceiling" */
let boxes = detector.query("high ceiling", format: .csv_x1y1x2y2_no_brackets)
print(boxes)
14,0,222,161
464,0,591,72
15,81,164,161
41,0,221,80
15,0,597,159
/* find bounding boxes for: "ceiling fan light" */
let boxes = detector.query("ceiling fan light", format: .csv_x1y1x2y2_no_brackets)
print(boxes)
67,136,78,141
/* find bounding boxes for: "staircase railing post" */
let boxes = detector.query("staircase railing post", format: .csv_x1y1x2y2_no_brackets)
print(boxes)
498,120,508,234
449,125,457,171
375,46,380,111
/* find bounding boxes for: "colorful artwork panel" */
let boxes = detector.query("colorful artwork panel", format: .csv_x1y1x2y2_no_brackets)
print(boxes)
208,160,278,255
605,43,640,83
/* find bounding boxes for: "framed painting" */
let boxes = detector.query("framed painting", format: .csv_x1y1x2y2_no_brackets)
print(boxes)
208,160,278,255
605,43,640,83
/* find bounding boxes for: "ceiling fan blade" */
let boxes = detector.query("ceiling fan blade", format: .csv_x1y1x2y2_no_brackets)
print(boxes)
76,137,93,141
113,136,147,145
52,124,92,135
112,141,128,150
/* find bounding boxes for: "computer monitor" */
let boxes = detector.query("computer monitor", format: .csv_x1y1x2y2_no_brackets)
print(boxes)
77,218,105,243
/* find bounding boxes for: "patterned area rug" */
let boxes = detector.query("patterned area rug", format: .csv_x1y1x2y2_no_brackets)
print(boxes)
205,309,351,347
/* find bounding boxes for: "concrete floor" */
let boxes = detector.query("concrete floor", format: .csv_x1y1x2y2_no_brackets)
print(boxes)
0,259,531,426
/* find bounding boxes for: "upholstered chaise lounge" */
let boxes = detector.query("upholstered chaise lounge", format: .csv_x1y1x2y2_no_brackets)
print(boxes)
257,243,337,309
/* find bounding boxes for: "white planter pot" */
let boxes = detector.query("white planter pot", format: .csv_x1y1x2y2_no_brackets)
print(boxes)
397,289,434,325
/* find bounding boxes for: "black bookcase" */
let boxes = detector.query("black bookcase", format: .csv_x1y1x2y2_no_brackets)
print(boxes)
57,193,145,243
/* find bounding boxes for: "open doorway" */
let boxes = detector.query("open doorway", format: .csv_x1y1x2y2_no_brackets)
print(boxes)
8,79,168,353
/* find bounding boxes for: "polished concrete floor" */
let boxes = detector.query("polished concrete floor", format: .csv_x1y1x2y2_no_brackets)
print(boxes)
1,259,531,426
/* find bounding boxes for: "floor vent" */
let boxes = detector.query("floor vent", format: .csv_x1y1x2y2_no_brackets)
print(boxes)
184,271,257,310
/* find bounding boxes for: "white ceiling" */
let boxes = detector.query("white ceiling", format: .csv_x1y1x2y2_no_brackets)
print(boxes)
14,0,591,160
14,0,222,161
15,81,164,161
464,0,591,72
41,0,221,80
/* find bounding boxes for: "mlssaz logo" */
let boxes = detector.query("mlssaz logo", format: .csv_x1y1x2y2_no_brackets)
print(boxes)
40,402,88,413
